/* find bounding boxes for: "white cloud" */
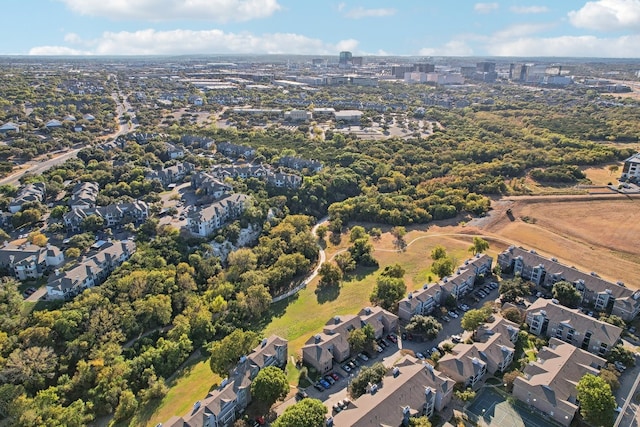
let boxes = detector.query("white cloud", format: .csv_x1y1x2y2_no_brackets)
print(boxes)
487,34,640,57
568,0,640,31
28,29,359,56
343,7,396,19
419,40,474,56
58,0,281,22
474,2,499,13
510,5,549,14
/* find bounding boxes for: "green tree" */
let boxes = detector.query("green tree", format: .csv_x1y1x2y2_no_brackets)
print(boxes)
113,389,138,423
461,309,490,335
81,214,105,232
370,275,406,312
250,366,289,410
501,307,524,324
408,416,432,427
576,373,616,427
390,226,407,251
431,257,454,279
209,330,260,377
430,245,447,260
348,324,376,354
608,165,619,176
454,388,476,402
318,263,343,287
552,281,582,308
499,277,531,303
272,398,327,427
315,225,327,241
406,315,442,340
468,236,489,255
334,252,356,273
0,346,58,393
0,229,9,241
65,247,81,259
349,225,367,242
599,366,621,392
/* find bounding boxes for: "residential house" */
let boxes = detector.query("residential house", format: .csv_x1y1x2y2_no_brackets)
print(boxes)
181,135,215,149
330,356,454,426
0,242,64,281
63,201,149,232
497,246,640,321
191,171,233,199
46,240,136,300
512,338,606,426
525,298,622,356
165,143,185,160
45,119,63,129
397,254,493,322
146,162,195,187
164,335,287,427
302,308,398,373
186,194,249,237
211,164,270,181
82,114,95,122
68,182,99,210
9,182,46,213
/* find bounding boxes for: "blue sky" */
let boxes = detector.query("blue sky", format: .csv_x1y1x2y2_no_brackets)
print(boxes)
3,0,640,57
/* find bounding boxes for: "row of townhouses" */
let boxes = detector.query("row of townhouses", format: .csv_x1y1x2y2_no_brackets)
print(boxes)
165,335,288,427
63,200,149,232
146,162,195,187
191,172,233,199
46,240,136,300
210,164,302,189
498,246,640,321
397,254,493,322
9,182,46,213
0,242,64,280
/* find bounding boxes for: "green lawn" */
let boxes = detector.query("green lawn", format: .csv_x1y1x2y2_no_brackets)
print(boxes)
133,357,221,427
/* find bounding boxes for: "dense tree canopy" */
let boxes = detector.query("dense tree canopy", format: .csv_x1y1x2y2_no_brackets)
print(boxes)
552,281,582,308
250,366,289,409
272,398,327,427
576,374,616,427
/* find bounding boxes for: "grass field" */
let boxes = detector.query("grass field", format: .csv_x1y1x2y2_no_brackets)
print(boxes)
479,195,640,287
582,163,623,186
134,357,221,427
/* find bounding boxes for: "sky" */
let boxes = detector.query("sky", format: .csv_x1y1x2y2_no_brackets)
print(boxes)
3,0,640,57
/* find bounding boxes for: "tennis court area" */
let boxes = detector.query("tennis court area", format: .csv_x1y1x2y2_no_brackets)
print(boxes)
466,387,561,427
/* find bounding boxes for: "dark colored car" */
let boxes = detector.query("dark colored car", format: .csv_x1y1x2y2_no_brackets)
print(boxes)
296,390,309,400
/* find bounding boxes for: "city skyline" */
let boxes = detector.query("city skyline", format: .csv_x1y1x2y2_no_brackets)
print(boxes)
2,0,640,58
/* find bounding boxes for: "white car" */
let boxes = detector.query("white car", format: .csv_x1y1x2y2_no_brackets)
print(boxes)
449,312,459,318
416,352,425,360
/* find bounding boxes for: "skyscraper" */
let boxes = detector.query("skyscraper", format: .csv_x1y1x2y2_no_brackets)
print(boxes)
339,51,353,67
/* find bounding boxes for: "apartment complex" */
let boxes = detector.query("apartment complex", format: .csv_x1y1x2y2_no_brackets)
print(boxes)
398,254,493,322
525,299,622,356
63,200,149,232
330,355,454,426
0,242,64,281
302,307,398,373
620,152,640,181
186,194,249,237
513,338,606,426
165,336,288,427
498,246,640,321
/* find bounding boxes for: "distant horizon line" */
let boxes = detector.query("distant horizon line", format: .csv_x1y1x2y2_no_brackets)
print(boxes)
1,54,640,61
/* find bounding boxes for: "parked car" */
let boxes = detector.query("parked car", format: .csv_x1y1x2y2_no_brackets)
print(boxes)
451,335,462,343
358,353,369,362
387,334,397,343
319,379,331,389
342,364,351,373
296,390,309,400
416,352,425,360
380,338,389,347
401,332,407,340
614,361,627,372
442,315,451,322
350,359,359,367
313,383,324,392
324,375,335,385
489,282,499,289
407,333,413,341
449,311,459,319
332,402,342,413
629,326,637,334
339,398,350,409
330,372,341,381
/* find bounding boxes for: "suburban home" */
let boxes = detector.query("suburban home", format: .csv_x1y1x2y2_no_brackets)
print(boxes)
266,171,302,189
165,142,185,160
147,162,195,187
46,240,135,299
512,338,606,426
186,194,249,237
63,201,149,232
398,254,493,322
497,246,640,321
9,182,46,213
302,307,399,373
181,135,215,149
525,298,622,356
0,242,64,281
164,335,287,427
45,119,63,129
68,182,99,210
329,355,454,426
191,171,233,199
82,114,95,122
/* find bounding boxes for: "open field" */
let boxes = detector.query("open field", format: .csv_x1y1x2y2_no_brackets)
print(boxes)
475,195,640,287
582,163,623,185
